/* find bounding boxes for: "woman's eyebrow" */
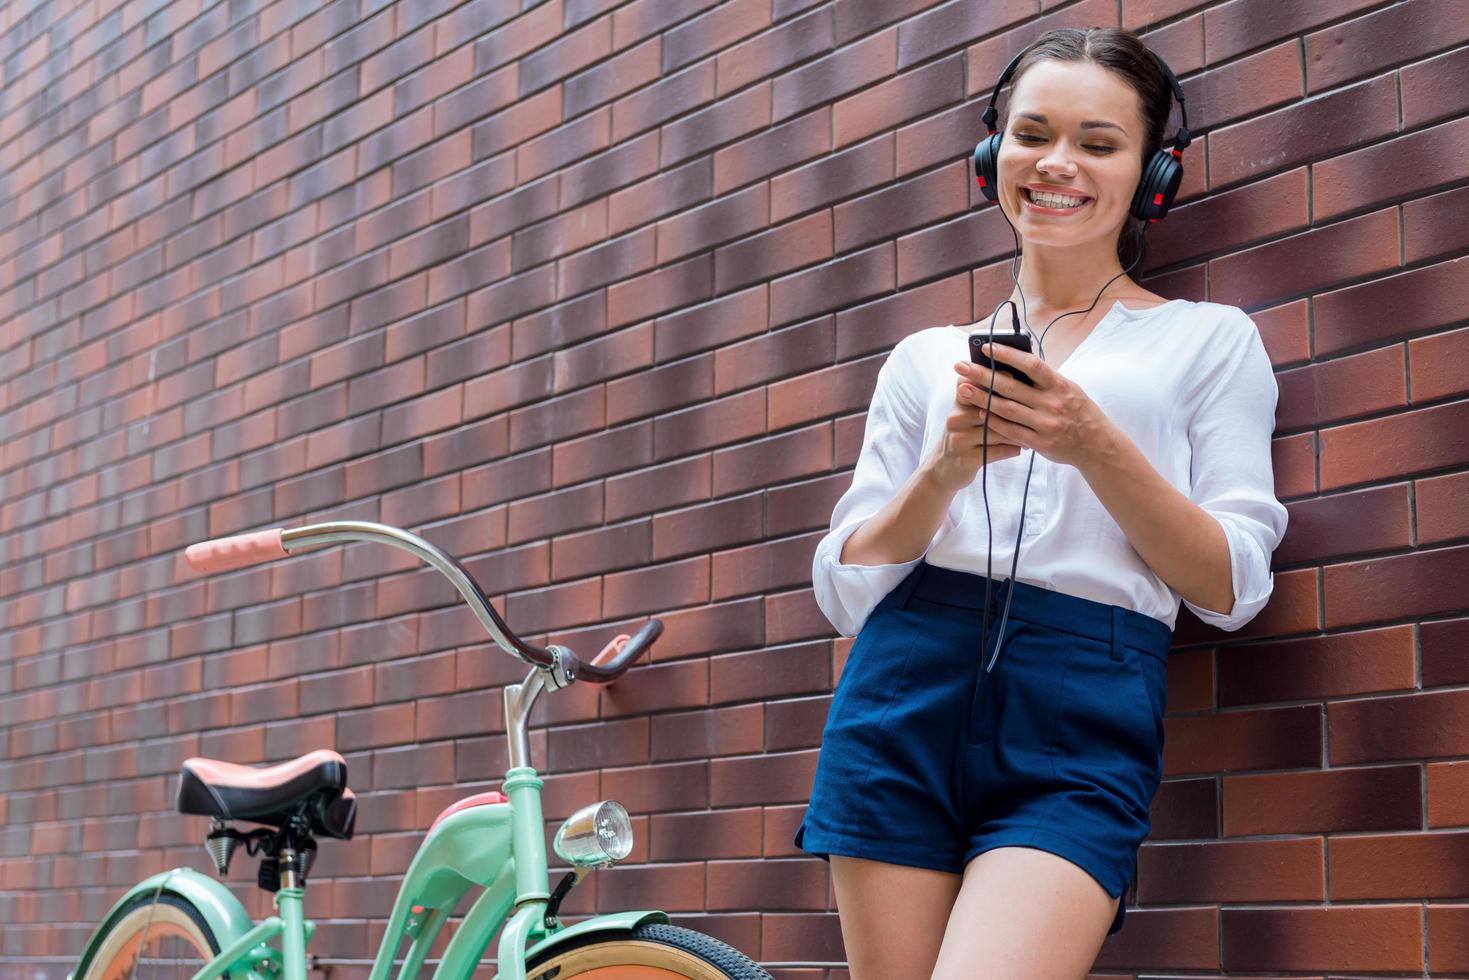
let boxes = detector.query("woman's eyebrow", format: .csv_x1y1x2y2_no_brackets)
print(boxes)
1014,110,1127,135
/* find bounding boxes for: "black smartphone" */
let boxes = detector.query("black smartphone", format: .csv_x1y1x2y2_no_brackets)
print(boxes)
968,331,1036,387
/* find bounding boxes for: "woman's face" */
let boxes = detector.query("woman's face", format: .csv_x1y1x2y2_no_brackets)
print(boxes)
997,59,1148,252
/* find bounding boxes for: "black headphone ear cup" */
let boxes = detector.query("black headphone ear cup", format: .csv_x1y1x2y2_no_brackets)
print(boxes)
973,132,1003,202
1130,149,1184,221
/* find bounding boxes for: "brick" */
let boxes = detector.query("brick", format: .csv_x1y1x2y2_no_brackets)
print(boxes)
663,0,771,73
833,161,967,253
1275,481,1410,567
1324,543,1469,631
1208,207,1399,311
1223,622,1415,708
716,7,833,98
1146,167,1308,270
1207,74,1398,190
1401,43,1469,127
660,82,772,168
1418,469,1469,545
1139,12,1205,75
1304,0,1469,93
611,60,715,144
1222,765,1421,835
896,211,1011,288
1204,0,1383,64
771,133,892,224
656,184,767,263
1313,115,1469,221
514,107,612,186
1138,837,1324,903
1220,904,1422,973
605,252,713,329
565,37,661,119
898,0,1031,71
773,28,896,123
962,0,1116,93
518,15,611,98
655,283,769,359
612,0,721,50
1315,256,1469,355
834,271,969,360
713,106,830,196
1182,39,1301,132
713,210,831,294
1404,182,1469,265
608,155,711,236
1319,400,1469,491
555,132,661,211
770,243,894,328
1275,343,1407,433
833,52,963,149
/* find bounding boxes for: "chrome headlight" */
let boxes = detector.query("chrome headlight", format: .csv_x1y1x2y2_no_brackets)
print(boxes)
553,800,633,867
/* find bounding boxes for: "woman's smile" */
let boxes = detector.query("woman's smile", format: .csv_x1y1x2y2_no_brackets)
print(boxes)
1021,186,1093,215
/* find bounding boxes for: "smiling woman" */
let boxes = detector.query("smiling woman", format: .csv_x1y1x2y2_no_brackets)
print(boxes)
795,25,1288,980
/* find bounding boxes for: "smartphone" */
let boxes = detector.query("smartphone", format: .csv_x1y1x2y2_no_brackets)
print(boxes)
968,330,1036,387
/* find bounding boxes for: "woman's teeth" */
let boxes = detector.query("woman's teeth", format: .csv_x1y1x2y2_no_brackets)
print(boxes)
1025,188,1089,210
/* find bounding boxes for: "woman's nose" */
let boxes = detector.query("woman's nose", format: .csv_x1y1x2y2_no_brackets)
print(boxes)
1037,147,1077,175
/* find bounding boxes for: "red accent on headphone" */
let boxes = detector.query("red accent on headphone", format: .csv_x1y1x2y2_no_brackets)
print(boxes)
1170,148,1184,160
1153,191,1164,205
977,175,986,187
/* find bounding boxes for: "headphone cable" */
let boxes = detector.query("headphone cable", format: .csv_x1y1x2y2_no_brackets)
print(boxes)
978,214,1152,673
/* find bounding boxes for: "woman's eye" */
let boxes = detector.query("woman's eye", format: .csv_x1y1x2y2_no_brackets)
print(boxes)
1013,134,1114,153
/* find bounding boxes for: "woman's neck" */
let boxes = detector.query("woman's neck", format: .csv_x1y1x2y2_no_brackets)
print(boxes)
1006,240,1132,314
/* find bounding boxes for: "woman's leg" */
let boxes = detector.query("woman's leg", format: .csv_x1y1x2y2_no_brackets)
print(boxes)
930,846,1120,979
830,854,964,980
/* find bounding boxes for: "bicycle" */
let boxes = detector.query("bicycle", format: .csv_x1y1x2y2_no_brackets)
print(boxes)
68,520,774,980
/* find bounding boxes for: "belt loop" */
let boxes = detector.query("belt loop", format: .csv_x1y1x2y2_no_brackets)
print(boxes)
1109,607,1126,662
894,561,927,610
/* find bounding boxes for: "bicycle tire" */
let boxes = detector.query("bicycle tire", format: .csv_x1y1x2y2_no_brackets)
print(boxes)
77,892,220,980
522,922,773,979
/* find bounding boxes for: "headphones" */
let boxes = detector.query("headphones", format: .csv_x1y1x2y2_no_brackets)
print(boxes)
971,45,1192,222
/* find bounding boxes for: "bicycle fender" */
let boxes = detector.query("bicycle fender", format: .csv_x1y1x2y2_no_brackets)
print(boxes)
520,909,672,964
70,868,256,980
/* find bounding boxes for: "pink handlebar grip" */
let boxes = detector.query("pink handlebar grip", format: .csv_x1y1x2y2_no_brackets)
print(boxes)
185,528,288,573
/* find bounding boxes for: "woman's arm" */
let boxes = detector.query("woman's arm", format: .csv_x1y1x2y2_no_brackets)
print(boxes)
838,463,960,567
1079,423,1234,614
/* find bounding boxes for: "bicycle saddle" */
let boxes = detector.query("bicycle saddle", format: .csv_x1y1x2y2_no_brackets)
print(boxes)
177,748,357,840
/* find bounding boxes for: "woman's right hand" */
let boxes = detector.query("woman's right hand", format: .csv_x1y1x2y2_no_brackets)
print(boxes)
921,361,1024,493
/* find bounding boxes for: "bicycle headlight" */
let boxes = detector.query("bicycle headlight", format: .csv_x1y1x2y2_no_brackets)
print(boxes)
553,800,633,867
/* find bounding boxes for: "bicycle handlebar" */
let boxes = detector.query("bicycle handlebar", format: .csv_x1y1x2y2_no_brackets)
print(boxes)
182,521,660,686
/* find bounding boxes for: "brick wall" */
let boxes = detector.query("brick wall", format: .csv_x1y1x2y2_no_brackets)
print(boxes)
2,0,1467,976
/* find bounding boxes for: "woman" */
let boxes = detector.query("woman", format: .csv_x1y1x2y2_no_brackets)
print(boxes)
793,27,1289,979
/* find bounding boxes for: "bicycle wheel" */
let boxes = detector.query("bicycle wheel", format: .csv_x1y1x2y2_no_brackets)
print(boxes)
523,922,772,979
78,892,221,980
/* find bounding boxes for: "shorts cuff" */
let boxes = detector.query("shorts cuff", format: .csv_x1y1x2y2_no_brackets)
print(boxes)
796,820,962,874
962,825,1128,899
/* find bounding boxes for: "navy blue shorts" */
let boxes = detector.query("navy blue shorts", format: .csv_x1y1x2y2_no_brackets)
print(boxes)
794,560,1172,937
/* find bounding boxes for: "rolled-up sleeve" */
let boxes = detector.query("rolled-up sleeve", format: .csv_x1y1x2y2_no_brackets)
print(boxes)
811,339,952,637
1180,311,1290,632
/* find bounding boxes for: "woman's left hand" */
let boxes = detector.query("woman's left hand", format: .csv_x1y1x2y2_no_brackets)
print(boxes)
954,342,1116,470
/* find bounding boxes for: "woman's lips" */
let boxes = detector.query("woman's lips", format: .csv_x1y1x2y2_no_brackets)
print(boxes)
1021,187,1091,214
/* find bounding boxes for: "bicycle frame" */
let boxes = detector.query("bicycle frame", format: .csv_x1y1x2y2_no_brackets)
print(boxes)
72,521,673,980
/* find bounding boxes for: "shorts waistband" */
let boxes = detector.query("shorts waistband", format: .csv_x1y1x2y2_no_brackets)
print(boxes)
889,560,1174,663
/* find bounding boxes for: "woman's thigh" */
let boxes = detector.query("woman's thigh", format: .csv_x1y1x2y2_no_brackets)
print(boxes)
830,854,963,980
930,846,1119,980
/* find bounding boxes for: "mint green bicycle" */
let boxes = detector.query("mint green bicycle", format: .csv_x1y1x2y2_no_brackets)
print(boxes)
70,521,773,980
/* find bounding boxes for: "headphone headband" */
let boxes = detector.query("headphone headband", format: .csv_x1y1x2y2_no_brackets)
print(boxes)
979,43,1191,153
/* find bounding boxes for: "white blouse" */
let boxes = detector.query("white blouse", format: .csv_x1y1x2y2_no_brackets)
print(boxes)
811,298,1289,638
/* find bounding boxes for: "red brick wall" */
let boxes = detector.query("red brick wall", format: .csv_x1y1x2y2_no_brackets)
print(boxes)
2,0,1466,976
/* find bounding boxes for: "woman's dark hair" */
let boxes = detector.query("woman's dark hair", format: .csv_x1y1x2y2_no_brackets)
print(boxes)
1004,27,1175,271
